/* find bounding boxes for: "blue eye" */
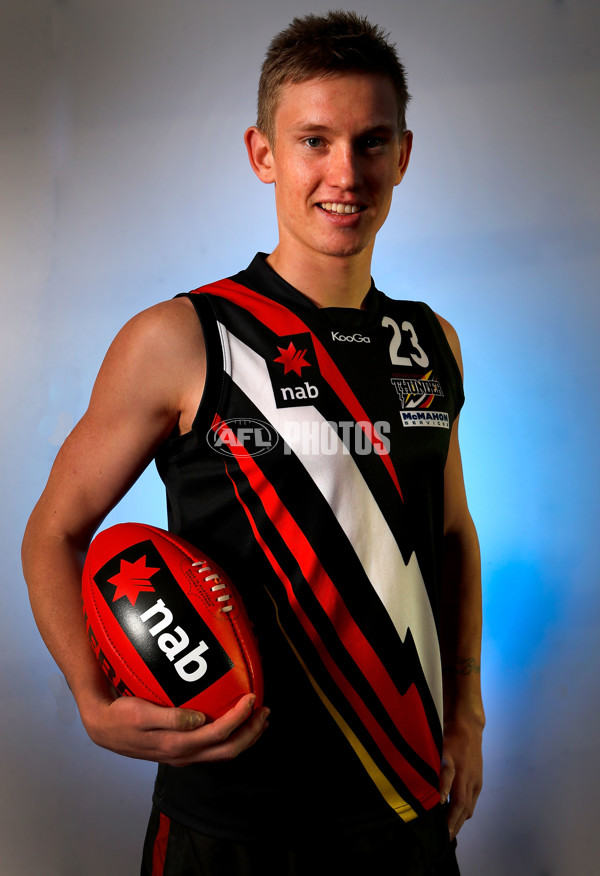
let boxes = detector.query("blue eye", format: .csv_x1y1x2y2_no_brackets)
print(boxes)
304,137,324,148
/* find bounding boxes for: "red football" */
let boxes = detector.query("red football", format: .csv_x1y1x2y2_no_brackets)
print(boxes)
82,522,263,720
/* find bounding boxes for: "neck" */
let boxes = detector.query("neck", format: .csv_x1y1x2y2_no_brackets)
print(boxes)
266,244,374,309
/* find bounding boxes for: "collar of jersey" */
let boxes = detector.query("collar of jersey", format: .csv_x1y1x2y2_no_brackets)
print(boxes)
236,253,383,331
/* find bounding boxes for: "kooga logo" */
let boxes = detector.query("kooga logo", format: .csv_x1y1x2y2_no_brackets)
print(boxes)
331,331,371,343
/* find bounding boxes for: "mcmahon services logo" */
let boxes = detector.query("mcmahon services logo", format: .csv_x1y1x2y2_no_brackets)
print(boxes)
400,410,450,429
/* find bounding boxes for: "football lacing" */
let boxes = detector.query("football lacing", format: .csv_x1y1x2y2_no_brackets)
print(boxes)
192,561,233,612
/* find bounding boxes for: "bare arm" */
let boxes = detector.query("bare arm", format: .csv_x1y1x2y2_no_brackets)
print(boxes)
22,298,268,764
436,315,485,839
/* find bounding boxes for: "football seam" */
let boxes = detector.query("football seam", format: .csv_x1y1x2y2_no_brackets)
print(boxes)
87,571,171,707
87,524,259,711
142,525,256,696
146,525,255,693
226,613,254,693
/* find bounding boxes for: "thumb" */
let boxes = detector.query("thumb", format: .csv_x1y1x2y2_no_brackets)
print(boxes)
113,696,207,731
170,708,207,731
439,759,455,803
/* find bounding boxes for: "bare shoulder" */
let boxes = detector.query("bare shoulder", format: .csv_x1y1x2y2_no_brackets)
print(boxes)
23,297,206,546
434,311,463,376
91,295,205,434
110,296,203,361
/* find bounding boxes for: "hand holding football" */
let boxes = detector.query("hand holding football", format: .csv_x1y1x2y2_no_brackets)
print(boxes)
82,523,263,721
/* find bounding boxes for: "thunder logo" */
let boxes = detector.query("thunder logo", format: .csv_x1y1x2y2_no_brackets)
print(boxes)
391,371,444,410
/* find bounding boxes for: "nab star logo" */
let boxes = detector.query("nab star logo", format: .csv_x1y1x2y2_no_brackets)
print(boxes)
107,556,160,605
273,341,311,376
267,332,322,409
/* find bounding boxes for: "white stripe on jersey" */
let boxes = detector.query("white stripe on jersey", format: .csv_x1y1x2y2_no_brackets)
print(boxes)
222,323,443,725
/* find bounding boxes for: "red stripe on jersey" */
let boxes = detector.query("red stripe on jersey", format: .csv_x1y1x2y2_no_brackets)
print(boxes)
215,418,440,793
196,278,402,499
151,811,170,875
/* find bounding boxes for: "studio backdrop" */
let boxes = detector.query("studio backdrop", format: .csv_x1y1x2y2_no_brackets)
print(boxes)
1,1,598,874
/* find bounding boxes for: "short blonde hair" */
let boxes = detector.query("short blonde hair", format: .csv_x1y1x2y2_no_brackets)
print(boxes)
257,10,411,146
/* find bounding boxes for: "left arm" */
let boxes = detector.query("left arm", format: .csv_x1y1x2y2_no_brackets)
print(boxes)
437,316,485,840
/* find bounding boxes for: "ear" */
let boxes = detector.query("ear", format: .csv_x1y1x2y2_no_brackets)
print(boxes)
395,129,413,186
244,126,276,184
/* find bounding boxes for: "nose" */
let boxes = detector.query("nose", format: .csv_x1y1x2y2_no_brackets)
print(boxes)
327,144,361,190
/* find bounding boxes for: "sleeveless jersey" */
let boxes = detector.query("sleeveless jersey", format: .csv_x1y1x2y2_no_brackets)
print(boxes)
153,253,464,841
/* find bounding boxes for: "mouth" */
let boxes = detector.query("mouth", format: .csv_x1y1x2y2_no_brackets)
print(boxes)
317,202,364,215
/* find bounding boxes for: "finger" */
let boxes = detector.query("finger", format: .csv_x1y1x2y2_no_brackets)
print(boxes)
439,761,455,803
446,799,463,840
111,696,206,733
203,694,258,737
169,708,207,732
118,695,266,765
166,706,269,766
168,695,263,757
194,706,270,763
141,692,255,736
446,783,475,840
131,705,266,765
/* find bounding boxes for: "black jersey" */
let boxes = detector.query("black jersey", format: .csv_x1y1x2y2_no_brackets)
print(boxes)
153,254,464,841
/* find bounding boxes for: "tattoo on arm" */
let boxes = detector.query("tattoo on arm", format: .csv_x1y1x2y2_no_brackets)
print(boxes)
443,658,480,676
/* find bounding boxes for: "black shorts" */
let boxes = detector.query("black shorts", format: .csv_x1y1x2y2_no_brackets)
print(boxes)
140,804,460,876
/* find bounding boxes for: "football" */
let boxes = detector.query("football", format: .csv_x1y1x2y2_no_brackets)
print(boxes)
82,522,263,720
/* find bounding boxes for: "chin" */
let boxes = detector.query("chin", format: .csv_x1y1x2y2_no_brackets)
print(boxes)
319,239,372,259
308,230,367,258
326,247,367,259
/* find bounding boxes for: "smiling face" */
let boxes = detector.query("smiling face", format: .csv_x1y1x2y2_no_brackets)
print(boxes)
246,72,412,270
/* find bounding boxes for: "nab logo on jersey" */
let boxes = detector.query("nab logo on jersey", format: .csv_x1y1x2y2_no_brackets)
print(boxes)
267,332,323,409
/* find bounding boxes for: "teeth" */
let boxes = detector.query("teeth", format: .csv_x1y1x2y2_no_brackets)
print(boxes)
320,202,361,214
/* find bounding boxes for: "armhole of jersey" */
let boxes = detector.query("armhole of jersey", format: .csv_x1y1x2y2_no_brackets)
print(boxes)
183,292,224,438
418,302,465,418
156,292,224,461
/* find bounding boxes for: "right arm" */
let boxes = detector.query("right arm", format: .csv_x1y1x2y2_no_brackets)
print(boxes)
22,297,269,765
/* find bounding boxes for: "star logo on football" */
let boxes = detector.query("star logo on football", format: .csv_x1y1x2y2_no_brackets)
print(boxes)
273,342,311,376
107,556,160,605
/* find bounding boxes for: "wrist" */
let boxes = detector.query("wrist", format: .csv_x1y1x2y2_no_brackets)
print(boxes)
444,703,485,734
443,656,484,728
69,666,116,727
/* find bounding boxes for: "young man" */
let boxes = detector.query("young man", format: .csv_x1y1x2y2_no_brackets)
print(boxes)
22,11,484,875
